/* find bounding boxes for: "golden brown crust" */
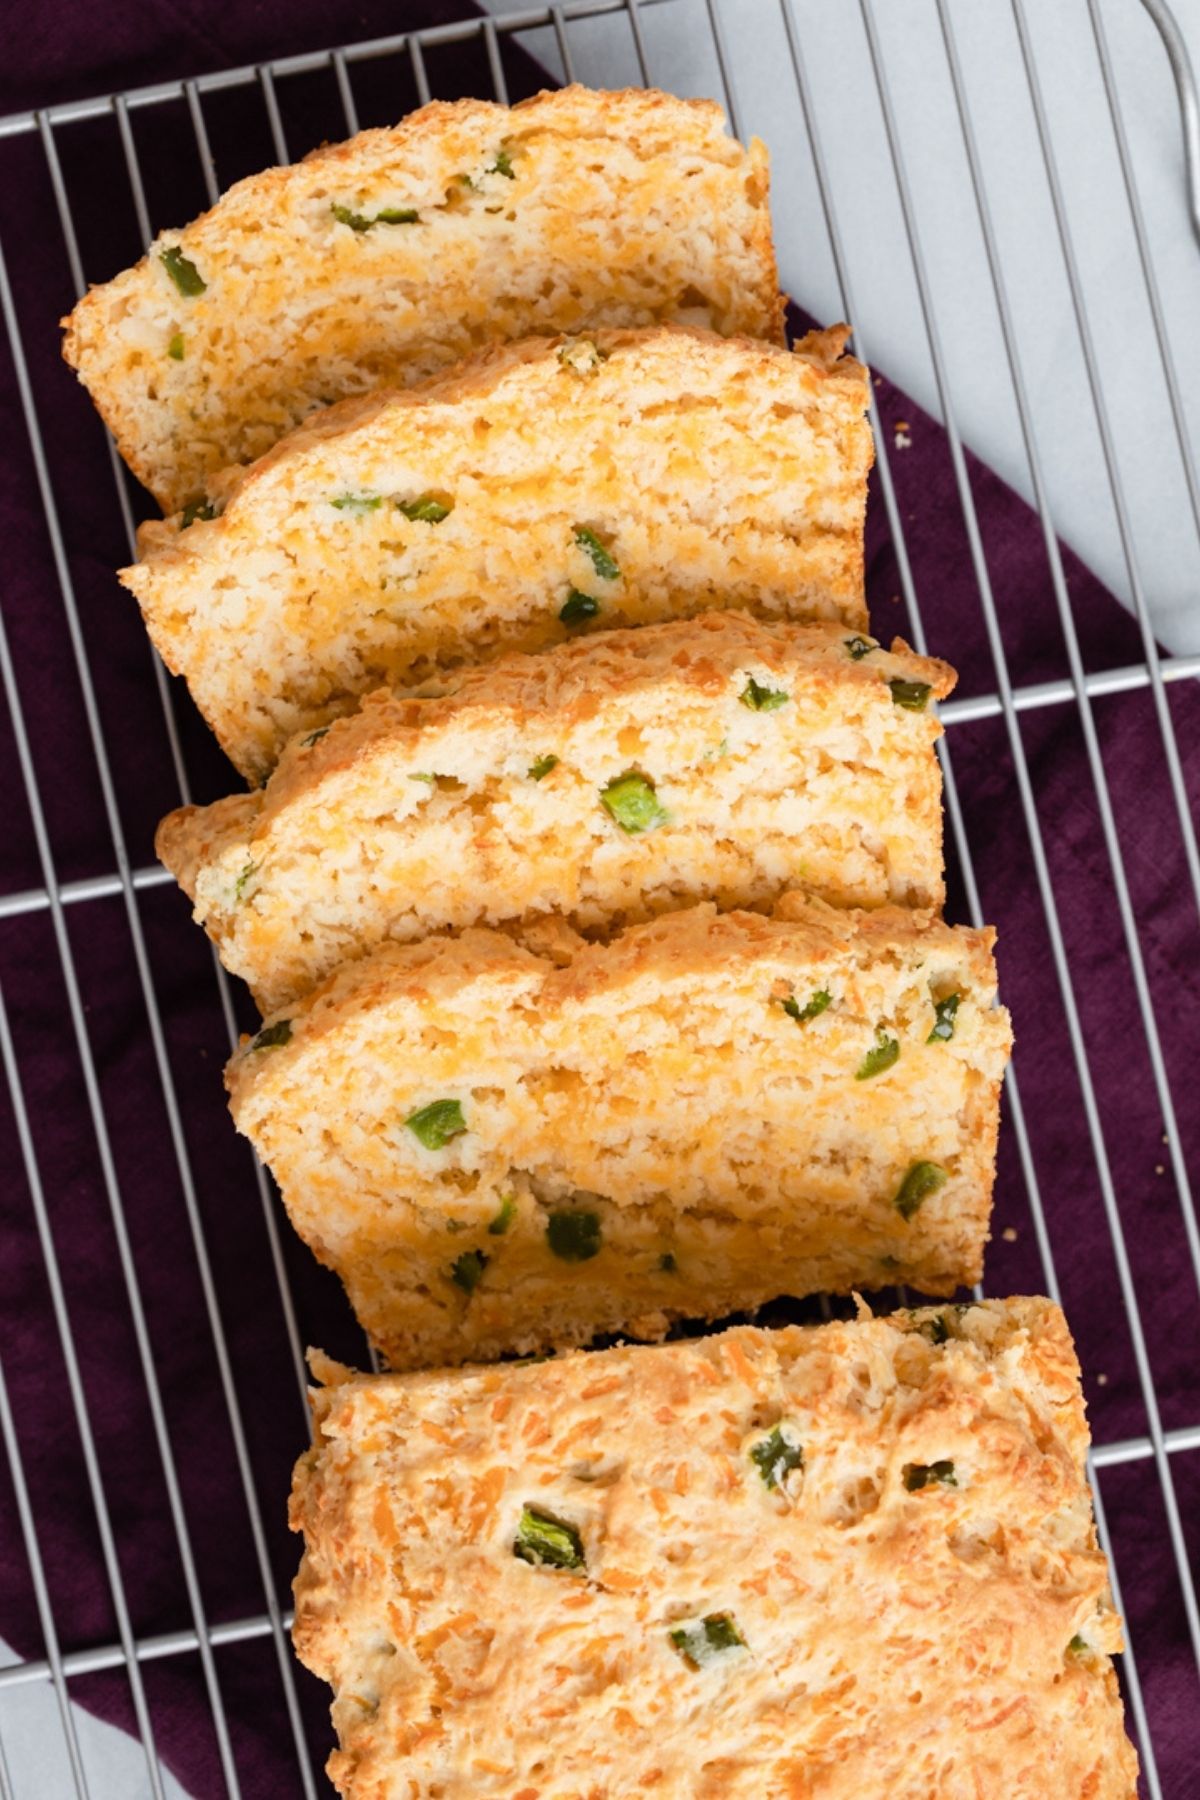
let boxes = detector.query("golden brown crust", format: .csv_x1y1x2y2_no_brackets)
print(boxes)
226,899,1012,1368
290,1300,1138,1798
62,86,784,511
121,323,875,781
155,613,955,1013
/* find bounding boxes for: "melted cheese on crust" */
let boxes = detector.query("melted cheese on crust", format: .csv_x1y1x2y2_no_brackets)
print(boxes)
290,1301,1138,1798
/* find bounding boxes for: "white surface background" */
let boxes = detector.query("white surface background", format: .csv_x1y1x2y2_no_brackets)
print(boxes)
4,2,1198,1795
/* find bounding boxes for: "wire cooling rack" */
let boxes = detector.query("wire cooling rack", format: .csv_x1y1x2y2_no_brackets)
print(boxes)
0,1,1197,1795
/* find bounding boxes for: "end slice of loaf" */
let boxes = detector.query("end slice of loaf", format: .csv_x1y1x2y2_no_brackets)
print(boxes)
122,323,873,782
63,86,784,514
291,1300,1138,1800
227,899,1012,1369
158,613,955,1014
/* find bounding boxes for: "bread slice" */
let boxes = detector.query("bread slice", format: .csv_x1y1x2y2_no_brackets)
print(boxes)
158,614,955,1015
226,899,1011,1369
62,86,784,515
121,324,873,783
290,1299,1138,1800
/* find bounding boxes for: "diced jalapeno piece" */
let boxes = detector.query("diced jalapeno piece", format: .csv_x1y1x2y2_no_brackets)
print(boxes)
600,771,668,834
161,246,206,296
450,1249,487,1293
855,1030,900,1080
781,989,831,1025
180,498,216,528
488,1195,517,1236
547,1209,602,1262
234,861,259,902
406,1099,467,1149
749,1422,804,1490
1067,1634,1089,1656
558,340,609,375
927,993,961,1043
573,526,620,582
740,675,789,713
889,678,932,711
409,772,437,784
903,1460,957,1492
489,148,515,179
302,727,330,748
894,1161,948,1221
528,755,559,781
669,1613,746,1668
397,495,452,523
844,636,875,660
167,333,185,361
331,202,419,230
922,1312,950,1346
514,1504,585,1570
560,589,600,626
249,1019,292,1052
331,493,383,515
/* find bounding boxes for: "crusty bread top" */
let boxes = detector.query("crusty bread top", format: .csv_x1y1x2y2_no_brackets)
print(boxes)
252,615,953,825
291,1299,1138,1799
227,895,998,1081
157,611,952,860
122,323,874,781
63,85,783,512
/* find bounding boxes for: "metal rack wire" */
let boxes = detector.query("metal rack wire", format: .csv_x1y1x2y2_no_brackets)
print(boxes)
0,0,1196,1794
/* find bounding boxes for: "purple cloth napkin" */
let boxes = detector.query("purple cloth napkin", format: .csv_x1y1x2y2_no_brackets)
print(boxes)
0,6,1197,1796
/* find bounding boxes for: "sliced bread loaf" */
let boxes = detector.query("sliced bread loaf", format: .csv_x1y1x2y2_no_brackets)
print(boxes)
63,86,783,513
291,1301,1137,1799
227,899,1011,1369
122,324,873,782
159,613,954,1014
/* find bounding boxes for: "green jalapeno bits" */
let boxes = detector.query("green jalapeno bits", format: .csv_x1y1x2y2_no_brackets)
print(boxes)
406,1099,467,1149
894,1161,948,1221
161,247,206,296
514,1505,585,1570
249,1019,292,1052
855,1030,900,1080
903,1460,957,1492
749,1423,804,1490
573,526,620,582
740,675,789,712
889,678,932,711
781,989,831,1024
669,1613,746,1668
450,1249,487,1293
927,994,961,1043
600,771,668,834
547,1210,602,1261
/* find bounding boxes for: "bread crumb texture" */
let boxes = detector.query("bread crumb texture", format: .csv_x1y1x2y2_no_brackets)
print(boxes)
290,1299,1138,1798
122,323,873,781
158,613,955,1013
63,86,784,513
227,899,1012,1367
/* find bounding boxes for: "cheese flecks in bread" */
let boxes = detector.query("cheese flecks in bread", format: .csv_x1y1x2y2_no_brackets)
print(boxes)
226,900,1012,1368
62,86,784,514
157,614,955,1013
290,1300,1139,1799
121,324,873,782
